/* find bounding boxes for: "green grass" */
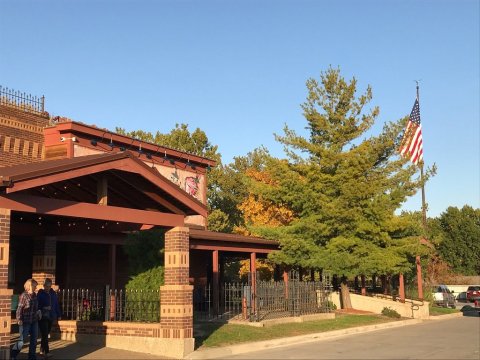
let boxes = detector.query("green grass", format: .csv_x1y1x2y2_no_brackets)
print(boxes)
429,306,459,316
195,314,396,348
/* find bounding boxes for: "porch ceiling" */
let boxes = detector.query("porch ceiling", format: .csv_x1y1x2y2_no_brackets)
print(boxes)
10,211,145,237
0,151,207,220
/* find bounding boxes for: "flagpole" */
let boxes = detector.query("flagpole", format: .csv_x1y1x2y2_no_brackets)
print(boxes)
416,82,428,227
416,81,425,300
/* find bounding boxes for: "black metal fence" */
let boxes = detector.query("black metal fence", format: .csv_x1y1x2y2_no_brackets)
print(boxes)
253,272,332,321
193,271,332,322
57,287,160,323
0,86,45,114
193,282,246,321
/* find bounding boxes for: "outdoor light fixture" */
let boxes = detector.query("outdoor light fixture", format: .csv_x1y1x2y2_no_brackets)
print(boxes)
119,146,126,151
90,139,98,146
163,150,175,165
146,153,152,159
60,136,77,142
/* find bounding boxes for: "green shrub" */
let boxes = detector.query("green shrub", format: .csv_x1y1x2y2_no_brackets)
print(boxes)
124,266,163,322
326,301,337,310
381,307,401,319
126,266,164,291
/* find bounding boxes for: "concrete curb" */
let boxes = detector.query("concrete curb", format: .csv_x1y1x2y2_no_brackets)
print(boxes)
187,318,423,359
427,312,463,320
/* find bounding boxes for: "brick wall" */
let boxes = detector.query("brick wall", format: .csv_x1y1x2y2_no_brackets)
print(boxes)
51,320,190,357
0,104,50,167
32,237,57,286
0,209,12,358
53,320,161,340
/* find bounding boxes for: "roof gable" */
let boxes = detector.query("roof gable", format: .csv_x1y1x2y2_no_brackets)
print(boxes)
0,151,207,217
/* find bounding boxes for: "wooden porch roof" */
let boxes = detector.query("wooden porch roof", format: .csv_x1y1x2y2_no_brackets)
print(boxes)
0,151,207,227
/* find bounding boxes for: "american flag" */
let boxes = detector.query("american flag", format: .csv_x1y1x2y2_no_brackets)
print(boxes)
400,99,423,165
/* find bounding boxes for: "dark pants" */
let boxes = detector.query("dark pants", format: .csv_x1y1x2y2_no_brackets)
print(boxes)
39,318,52,354
12,322,38,360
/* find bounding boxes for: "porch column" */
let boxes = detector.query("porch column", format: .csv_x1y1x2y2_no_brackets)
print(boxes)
160,227,194,358
250,253,256,312
32,236,57,287
0,209,12,359
283,269,289,299
109,244,116,289
399,273,405,303
361,275,366,296
416,256,423,300
212,250,219,315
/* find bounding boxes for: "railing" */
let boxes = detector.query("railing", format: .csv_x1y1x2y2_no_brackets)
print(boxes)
193,283,246,321
57,288,105,321
0,85,45,114
57,287,160,323
193,272,332,322
106,288,160,322
253,279,332,321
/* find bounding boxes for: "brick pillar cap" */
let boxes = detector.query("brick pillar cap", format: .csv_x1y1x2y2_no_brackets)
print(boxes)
168,226,190,233
0,208,11,216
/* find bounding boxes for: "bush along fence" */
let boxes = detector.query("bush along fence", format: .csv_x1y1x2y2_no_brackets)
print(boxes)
57,286,160,323
193,270,333,322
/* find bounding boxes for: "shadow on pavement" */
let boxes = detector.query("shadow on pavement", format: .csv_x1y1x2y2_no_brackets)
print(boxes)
16,341,106,360
460,305,480,317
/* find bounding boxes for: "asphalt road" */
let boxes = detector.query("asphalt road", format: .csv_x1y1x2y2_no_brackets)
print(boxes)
225,316,480,359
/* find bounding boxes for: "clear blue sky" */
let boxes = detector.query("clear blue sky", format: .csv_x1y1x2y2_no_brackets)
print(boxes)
1,0,479,218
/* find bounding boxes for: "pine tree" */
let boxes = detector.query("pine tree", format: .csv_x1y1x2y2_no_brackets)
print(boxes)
247,68,432,304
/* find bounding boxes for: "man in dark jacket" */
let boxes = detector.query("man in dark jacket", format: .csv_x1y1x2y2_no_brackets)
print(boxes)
37,278,62,358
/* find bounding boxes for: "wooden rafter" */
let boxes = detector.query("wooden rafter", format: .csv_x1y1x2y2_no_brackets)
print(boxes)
0,193,184,227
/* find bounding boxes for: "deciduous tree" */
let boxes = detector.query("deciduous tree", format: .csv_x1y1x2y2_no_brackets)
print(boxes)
433,205,480,275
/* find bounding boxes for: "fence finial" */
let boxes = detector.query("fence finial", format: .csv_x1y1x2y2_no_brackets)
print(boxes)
0,86,45,114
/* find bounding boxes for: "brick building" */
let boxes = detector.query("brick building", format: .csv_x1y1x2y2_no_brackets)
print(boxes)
0,87,278,358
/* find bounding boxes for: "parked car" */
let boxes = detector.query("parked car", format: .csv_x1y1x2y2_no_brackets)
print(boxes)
433,285,456,308
456,291,468,303
466,286,480,303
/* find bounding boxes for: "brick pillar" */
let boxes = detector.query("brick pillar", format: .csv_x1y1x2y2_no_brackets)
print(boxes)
32,236,57,287
0,209,12,359
160,227,194,358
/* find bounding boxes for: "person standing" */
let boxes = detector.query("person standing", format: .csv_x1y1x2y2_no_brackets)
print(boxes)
11,279,41,360
37,278,62,358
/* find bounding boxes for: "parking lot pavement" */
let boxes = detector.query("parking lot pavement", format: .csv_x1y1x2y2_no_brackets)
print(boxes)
224,316,480,359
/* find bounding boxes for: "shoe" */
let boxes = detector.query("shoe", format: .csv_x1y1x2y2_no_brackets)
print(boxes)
10,348,20,360
44,353,53,359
